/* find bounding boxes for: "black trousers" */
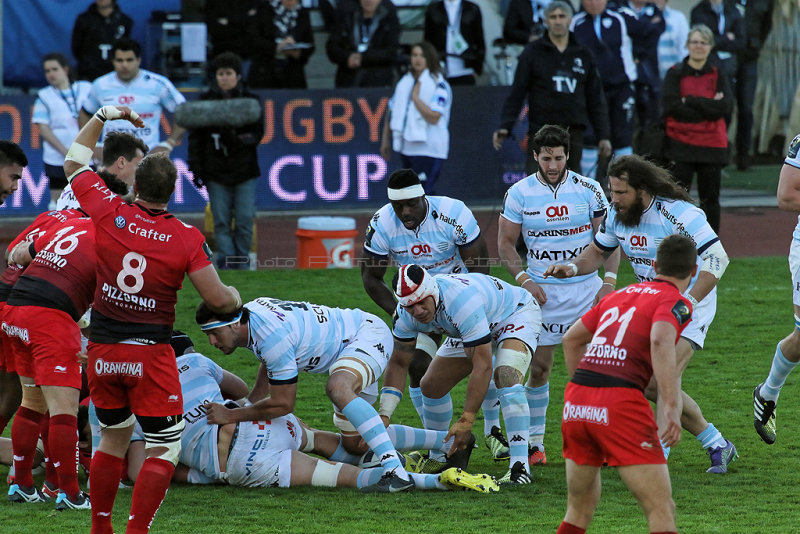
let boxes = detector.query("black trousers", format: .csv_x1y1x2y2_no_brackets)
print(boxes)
671,160,723,233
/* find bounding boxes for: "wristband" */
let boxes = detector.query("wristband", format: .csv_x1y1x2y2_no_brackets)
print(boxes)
521,278,535,288
514,271,527,282
567,262,578,277
65,143,93,167
687,294,699,306
602,282,615,288
379,387,403,418
604,272,617,281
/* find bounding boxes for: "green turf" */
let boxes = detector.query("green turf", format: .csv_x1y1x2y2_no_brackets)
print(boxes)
722,164,782,192
2,257,797,533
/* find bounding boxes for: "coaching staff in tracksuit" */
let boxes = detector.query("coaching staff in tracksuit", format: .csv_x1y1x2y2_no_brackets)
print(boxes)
571,0,638,156
493,0,612,175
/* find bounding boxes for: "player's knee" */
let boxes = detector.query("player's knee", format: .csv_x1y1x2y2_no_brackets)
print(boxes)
494,345,531,387
138,414,184,466
408,350,432,386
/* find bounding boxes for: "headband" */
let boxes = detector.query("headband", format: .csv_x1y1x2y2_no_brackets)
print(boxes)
199,310,243,332
387,184,425,201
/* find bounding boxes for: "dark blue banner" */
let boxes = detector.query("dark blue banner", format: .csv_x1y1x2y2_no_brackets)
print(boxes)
0,87,528,215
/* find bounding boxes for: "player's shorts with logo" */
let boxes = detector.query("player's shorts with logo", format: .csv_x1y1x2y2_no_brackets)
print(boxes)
539,277,602,346
331,315,390,432
225,415,303,488
87,341,183,417
789,237,800,307
561,382,666,467
1,305,81,388
436,300,542,358
0,302,13,373
680,289,716,349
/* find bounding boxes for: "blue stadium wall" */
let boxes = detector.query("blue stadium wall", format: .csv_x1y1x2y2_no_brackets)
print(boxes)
0,88,529,215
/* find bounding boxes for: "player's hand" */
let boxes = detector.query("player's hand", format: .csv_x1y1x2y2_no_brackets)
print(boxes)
523,280,547,305
76,351,88,365
380,414,390,428
445,416,474,455
95,105,144,128
492,129,509,150
593,283,615,305
657,405,682,448
598,139,612,158
543,263,575,279
206,402,236,425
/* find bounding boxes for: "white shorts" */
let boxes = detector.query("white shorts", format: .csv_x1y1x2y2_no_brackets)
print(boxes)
789,238,800,307
436,300,542,359
539,277,603,346
225,414,303,488
330,314,391,426
681,287,717,349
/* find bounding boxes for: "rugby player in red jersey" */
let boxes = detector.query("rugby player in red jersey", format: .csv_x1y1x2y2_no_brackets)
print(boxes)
63,105,241,534
556,234,695,534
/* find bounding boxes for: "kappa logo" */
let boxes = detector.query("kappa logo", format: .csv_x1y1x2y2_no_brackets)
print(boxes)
114,216,126,229
510,435,526,443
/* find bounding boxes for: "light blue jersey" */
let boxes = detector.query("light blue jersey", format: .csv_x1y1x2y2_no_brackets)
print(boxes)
594,195,719,287
82,68,185,149
393,273,534,346
364,196,481,274
176,352,226,482
501,171,608,284
245,298,365,383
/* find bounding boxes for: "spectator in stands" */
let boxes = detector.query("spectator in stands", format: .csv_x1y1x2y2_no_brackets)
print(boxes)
80,38,186,160
613,0,666,128
424,0,486,85
318,0,360,33
571,0,638,167
655,0,689,79
71,0,132,82
663,24,733,233
187,52,264,270
503,0,550,45
249,0,316,89
326,0,401,88
380,43,452,194
690,0,745,96
494,1,612,174
32,53,93,209
205,0,272,81
734,0,774,170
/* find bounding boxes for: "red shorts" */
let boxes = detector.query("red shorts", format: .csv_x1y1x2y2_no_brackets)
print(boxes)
87,341,183,417
561,382,666,467
1,305,81,388
0,301,12,373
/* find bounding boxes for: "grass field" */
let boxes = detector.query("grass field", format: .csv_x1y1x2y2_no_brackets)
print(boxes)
2,257,798,533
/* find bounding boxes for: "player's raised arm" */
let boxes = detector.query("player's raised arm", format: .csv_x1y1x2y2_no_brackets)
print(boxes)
64,105,143,178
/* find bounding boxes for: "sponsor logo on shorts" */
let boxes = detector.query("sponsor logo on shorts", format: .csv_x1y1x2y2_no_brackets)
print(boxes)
54,365,67,373
640,441,654,449
563,401,609,425
93,359,143,377
1,322,29,344
168,394,179,402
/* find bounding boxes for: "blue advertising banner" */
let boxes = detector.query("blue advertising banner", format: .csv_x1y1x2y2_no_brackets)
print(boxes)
0,86,528,215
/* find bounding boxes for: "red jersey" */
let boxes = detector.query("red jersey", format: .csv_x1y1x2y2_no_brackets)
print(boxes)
0,209,86,303
71,169,212,343
575,279,692,390
8,216,96,320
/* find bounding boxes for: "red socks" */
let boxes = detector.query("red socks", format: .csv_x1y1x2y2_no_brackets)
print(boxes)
557,522,586,534
90,451,125,534
126,457,175,534
10,406,43,487
49,413,80,497
39,411,59,490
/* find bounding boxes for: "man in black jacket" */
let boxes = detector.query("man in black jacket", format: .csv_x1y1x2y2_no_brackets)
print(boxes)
187,52,264,270
424,0,485,85
71,0,133,81
493,1,612,174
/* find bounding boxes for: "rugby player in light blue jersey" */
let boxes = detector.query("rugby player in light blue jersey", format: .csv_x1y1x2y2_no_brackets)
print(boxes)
196,298,417,492
498,125,621,467
170,331,497,493
380,265,542,484
544,154,737,474
361,169,509,463
753,133,800,446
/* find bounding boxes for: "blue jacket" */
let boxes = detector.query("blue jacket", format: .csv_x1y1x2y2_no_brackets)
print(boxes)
571,8,638,88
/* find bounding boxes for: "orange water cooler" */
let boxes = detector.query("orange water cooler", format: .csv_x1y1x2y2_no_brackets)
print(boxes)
296,216,358,269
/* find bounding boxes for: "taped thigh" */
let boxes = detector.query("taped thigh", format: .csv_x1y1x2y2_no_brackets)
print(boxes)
329,356,375,393
495,344,532,377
